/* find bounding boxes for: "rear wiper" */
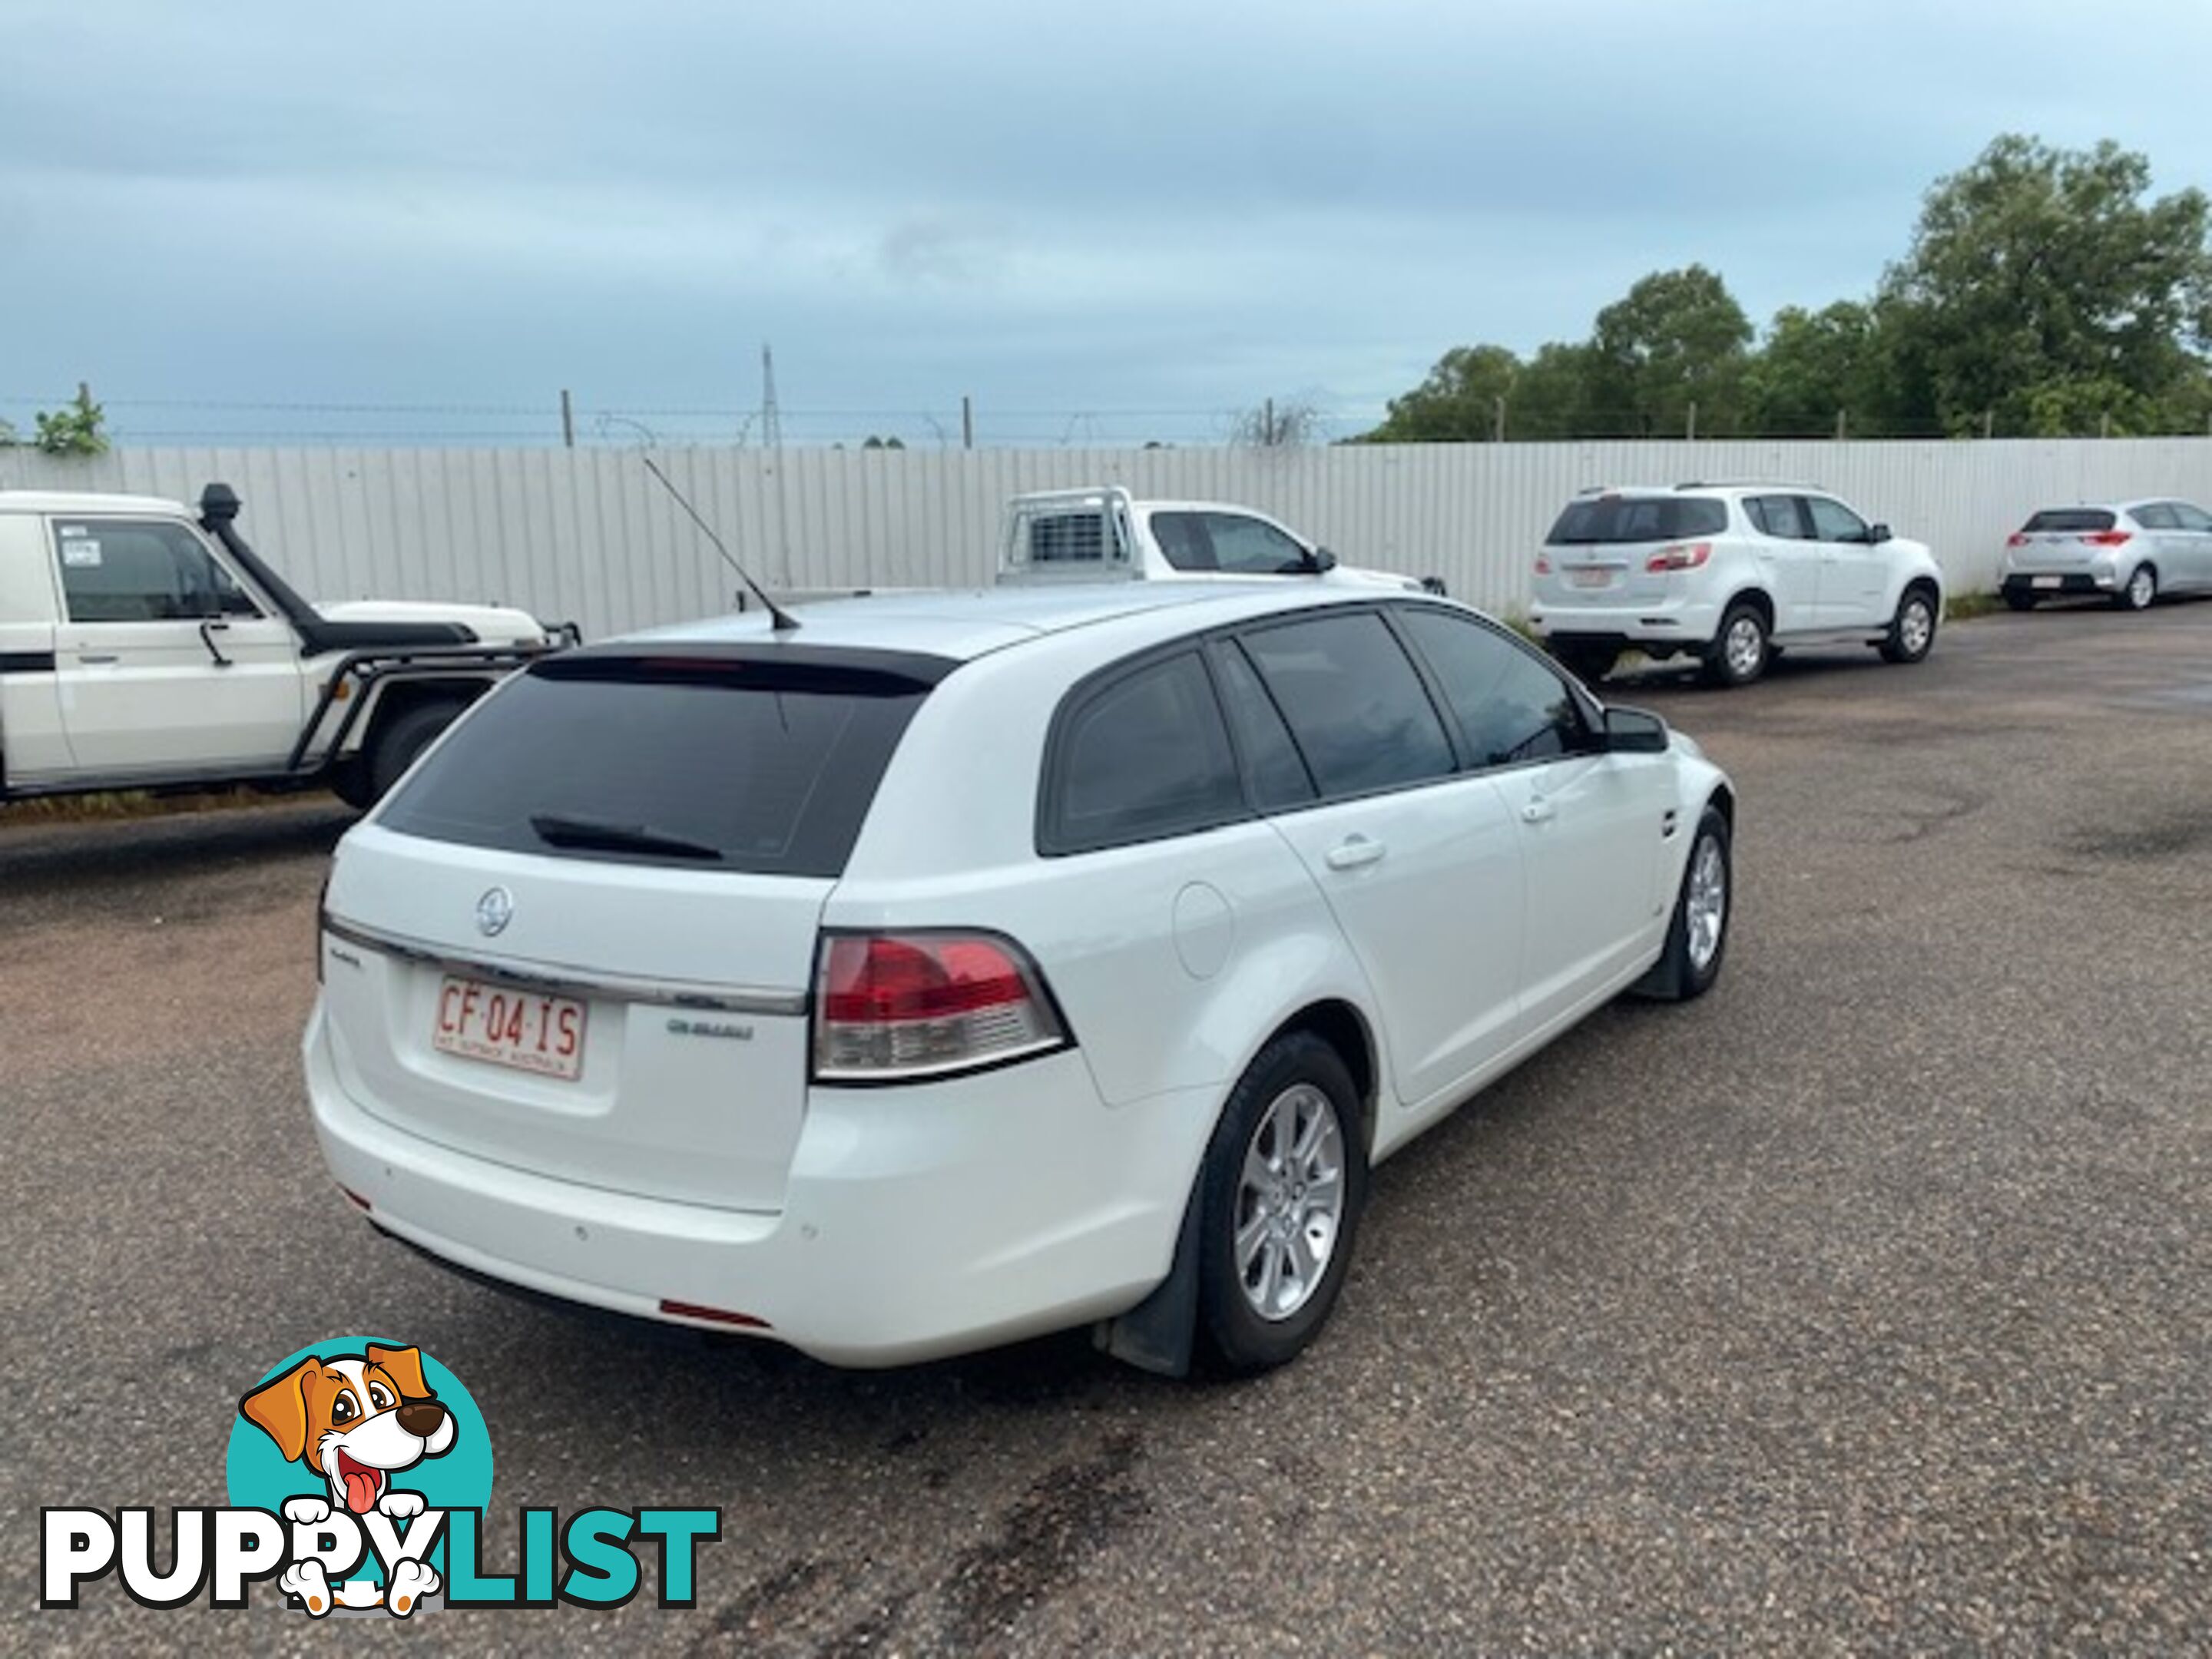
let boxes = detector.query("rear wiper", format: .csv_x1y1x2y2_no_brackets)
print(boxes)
528,813,724,863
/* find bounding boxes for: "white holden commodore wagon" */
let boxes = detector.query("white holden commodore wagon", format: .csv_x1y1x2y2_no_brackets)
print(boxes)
306,583,1735,1376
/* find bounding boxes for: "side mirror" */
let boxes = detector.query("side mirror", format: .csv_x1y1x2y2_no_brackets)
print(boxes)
1308,545,1339,573
1869,522,1892,545
1602,705,1670,754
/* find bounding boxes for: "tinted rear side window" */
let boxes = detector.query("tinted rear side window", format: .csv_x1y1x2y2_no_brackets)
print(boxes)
1546,496,1728,544
2022,508,2116,533
1213,641,1317,809
1042,651,1245,854
1240,613,1455,797
378,654,937,876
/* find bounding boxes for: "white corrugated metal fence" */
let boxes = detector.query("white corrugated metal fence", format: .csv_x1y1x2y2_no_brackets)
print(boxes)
5,439,2209,637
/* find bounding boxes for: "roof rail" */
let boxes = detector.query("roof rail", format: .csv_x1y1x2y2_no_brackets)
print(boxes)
1674,479,1827,492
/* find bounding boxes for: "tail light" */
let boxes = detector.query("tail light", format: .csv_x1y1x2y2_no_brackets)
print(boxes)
2006,532,2030,547
2083,530,2133,547
1534,555,1552,575
1644,541,1712,573
813,931,1070,1083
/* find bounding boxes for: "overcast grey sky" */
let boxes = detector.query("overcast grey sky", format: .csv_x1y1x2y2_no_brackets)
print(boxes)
3,0,2208,445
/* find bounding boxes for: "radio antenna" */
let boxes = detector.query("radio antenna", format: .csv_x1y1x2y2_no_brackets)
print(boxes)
641,455,800,633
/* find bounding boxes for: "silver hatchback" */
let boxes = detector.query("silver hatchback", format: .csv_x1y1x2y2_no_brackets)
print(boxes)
1999,500,2212,611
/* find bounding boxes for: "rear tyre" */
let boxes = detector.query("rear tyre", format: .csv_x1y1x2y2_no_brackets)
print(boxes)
1550,641,1619,684
366,699,469,802
1879,587,1938,664
2114,564,2157,611
1702,603,1770,687
1196,1032,1368,1376
1636,805,1732,1002
2003,591,2037,612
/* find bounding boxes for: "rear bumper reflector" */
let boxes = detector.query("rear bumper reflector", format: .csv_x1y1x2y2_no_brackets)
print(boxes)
659,1298,773,1330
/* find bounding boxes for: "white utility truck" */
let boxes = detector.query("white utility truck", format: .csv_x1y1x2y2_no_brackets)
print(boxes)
0,482,566,808
1000,486,1444,593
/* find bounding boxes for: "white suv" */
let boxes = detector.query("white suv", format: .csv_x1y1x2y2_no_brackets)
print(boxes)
1528,485,1946,687
306,582,1733,1376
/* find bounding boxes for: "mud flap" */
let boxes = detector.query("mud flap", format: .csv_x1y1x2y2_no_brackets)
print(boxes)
1093,1178,1202,1377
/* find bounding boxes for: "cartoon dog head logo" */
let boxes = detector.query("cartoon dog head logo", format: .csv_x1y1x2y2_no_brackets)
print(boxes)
239,1343,456,1517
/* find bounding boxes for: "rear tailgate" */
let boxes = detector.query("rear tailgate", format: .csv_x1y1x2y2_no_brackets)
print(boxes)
1538,494,1726,611
323,835,823,1211
318,644,947,1213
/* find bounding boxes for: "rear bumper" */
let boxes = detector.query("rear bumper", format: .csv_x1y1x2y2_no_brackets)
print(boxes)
2001,571,2114,598
1528,595,1724,648
1999,559,2114,597
304,1002,1209,1367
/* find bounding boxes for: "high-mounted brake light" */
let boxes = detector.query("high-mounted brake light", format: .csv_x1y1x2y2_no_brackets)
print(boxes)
2082,530,2133,547
813,931,1069,1083
1645,541,1712,573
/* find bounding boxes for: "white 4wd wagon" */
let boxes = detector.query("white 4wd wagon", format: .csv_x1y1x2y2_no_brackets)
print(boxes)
1529,485,1945,687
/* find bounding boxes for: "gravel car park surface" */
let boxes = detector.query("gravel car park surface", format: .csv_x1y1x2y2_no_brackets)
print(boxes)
4,603,2210,1655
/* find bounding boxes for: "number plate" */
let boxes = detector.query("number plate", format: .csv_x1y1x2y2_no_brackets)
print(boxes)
432,976,587,1081
1567,567,1614,589
2032,575,2062,589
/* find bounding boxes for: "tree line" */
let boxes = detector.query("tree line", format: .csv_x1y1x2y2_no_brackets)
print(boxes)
1359,135,2212,443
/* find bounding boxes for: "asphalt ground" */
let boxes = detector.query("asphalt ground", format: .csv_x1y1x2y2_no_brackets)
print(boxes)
3,598,2209,1655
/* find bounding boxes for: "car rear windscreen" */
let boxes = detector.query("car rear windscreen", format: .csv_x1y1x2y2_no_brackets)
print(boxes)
2021,508,2117,533
376,651,947,876
1546,496,1729,545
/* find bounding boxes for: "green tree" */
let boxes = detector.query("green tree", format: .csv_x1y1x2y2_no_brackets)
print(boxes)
1507,343,1596,439
1585,265,1753,435
1880,134,2212,435
1364,344,1519,442
1743,303,1884,435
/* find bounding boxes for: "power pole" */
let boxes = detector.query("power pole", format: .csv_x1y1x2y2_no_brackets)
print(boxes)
1264,398,1276,446
1492,396,1506,442
559,389,575,449
1685,401,1697,442
961,395,973,451
1982,409,1995,440
760,343,783,450
1835,408,1848,442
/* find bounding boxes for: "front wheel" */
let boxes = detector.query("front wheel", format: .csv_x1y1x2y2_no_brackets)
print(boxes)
2114,565,2157,611
1879,588,1938,664
1702,604,1770,687
1196,1032,1369,1375
1635,805,1732,1001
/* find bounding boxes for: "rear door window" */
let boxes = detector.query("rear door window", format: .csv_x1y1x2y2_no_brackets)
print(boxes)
2171,503,2212,533
1396,608,1591,767
1041,651,1246,853
1211,641,1316,809
1546,496,1728,545
1745,495,1810,539
1239,612,1455,797
378,651,942,876
2131,502,2178,530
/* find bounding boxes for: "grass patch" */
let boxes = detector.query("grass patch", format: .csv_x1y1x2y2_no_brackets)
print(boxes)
1945,589,2006,622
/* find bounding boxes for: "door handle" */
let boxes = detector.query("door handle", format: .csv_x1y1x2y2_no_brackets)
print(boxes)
76,653,120,665
1323,834,1386,871
1521,796,1557,825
